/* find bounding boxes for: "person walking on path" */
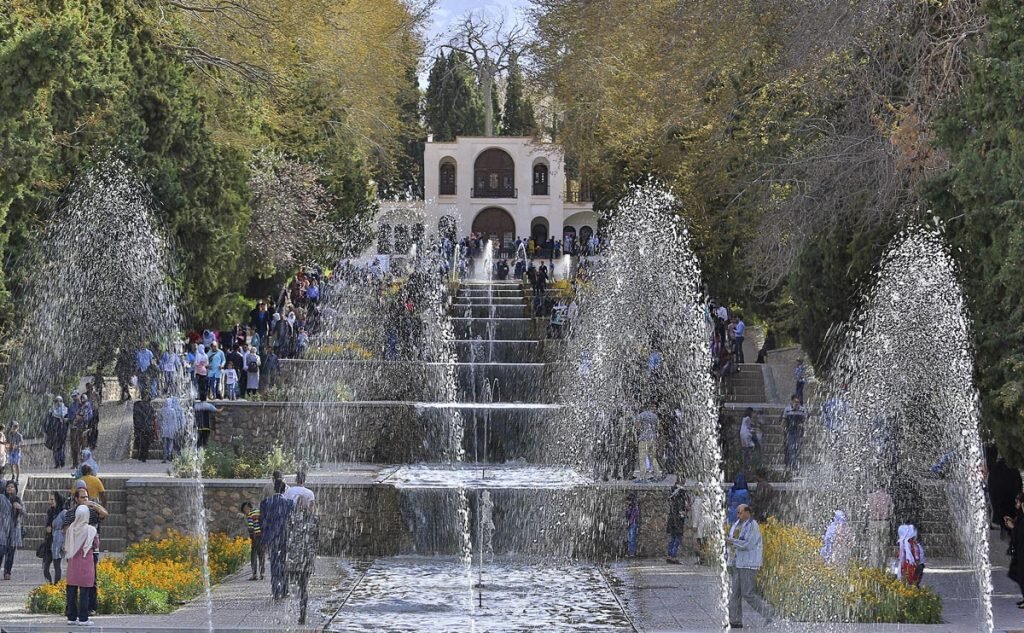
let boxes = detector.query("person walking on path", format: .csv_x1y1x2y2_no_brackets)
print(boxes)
242,501,265,580
245,345,261,395
208,341,226,400
794,359,806,404
624,493,641,557
260,479,295,599
782,396,807,473
666,484,688,564
64,505,99,626
727,504,774,628
43,492,66,584
1004,493,1024,607
159,397,183,463
287,498,320,624
283,470,315,505
733,315,746,364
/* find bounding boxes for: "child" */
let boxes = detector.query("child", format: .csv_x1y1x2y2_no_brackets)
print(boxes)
224,361,239,401
624,493,641,557
739,408,759,471
241,501,265,580
8,422,22,483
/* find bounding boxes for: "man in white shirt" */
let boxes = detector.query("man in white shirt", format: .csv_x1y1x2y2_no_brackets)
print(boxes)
283,470,315,505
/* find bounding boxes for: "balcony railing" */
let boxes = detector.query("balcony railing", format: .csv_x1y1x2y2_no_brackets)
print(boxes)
564,188,594,203
471,187,517,199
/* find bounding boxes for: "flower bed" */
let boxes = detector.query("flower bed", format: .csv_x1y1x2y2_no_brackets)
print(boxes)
28,531,249,615
758,518,942,624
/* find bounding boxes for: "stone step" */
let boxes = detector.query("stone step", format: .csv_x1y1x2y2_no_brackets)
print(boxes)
450,304,529,318
451,297,525,305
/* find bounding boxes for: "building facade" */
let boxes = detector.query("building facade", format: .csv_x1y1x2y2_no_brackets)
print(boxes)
420,136,596,249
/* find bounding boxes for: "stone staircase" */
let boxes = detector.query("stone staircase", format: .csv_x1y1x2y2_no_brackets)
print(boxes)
21,474,129,553
720,363,769,403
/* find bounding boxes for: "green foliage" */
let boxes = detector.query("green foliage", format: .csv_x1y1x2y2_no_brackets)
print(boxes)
175,442,297,479
925,0,1024,465
425,51,485,142
500,57,537,137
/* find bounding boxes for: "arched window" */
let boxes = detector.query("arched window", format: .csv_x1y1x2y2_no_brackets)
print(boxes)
532,163,549,196
473,149,516,198
439,161,456,196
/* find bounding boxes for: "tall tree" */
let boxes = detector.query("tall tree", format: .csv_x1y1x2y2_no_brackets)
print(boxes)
373,62,426,199
424,52,485,142
926,0,1024,464
442,11,531,137
501,56,537,136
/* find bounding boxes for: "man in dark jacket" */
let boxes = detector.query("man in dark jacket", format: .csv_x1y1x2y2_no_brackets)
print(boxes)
666,484,688,564
259,479,294,599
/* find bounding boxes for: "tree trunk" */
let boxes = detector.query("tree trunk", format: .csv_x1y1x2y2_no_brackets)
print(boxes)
481,61,494,136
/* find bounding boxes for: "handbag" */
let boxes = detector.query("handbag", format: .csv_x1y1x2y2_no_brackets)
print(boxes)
35,542,48,559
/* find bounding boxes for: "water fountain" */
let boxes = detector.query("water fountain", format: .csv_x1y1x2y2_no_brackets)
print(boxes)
6,160,214,625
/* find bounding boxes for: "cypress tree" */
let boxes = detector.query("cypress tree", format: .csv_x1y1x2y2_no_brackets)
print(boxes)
425,52,484,142
501,57,537,136
925,0,1024,465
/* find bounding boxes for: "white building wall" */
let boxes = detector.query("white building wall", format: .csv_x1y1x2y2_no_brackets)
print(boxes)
422,136,592,241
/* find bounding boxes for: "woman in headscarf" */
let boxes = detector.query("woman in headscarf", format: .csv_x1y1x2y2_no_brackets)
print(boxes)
245,345,261,395
64,505,99,625
43,491,65,583
3,480,23,579
1003,493,1024,606
46,396,69,469
726,472,751,524
897,523,925,586
76,449,99,478
821,510,853,566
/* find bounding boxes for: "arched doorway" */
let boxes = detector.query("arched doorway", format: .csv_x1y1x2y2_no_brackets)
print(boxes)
531,217,549,244
472,207,515,251
579,225,594,243
473,149,516,198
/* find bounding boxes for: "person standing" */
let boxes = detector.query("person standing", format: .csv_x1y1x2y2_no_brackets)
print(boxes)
782,396,807,473
260,479,295,599
159,398,183,463
245,345,261,396
820,510,853,566
133,393,157,462
1004,493,1024,606
194,344,210,401
733,315,746,364
867,486,893,569
896,523,925,587
241,501,265,581
194,400,223,449
283,470,315,505
287,499,320,624
0,481,23,579
43,492,66,584
63,485,108,614
64,505,99,626
739,408,759,471
207,342,225,400
794,359,806,404
624,493,640,557
46,397,69,469
634,409,663,482
727,504,774,628
665,484,687,564
6,423,22,483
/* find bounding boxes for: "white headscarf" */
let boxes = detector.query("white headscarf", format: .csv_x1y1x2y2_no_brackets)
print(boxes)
51,398,68,419
897,523,922,571
65,505,97,559
80,449,99,475
821,510,847,562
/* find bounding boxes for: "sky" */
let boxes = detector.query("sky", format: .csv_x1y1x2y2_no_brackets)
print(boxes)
420,0,532,78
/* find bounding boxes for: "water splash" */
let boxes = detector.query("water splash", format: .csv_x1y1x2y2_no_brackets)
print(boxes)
555,180,728,625
802,227,992,629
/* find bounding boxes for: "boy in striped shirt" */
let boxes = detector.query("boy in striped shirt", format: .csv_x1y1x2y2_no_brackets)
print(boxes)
241,501,265,580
